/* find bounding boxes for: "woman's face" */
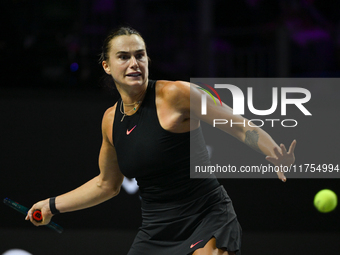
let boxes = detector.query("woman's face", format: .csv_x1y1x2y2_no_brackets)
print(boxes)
102,34,149,89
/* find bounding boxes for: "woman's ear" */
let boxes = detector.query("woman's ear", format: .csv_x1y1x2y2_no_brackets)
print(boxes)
102,61,111,75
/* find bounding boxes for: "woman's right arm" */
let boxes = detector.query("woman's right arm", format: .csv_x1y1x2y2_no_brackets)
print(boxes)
26,106,124,226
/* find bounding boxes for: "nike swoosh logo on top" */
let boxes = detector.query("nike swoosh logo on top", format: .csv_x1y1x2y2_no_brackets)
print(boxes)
190,240,203,249
126,125,137,135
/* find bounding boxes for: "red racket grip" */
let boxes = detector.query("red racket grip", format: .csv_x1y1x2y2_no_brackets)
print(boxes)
32,210,43,222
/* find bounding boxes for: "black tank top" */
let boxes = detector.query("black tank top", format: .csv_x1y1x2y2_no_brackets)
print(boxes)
113,80,219,203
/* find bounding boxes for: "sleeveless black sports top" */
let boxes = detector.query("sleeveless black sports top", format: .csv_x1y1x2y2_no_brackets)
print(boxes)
112,80,219,203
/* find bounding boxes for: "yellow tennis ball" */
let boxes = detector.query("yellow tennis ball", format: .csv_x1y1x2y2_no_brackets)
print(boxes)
314,189,337,213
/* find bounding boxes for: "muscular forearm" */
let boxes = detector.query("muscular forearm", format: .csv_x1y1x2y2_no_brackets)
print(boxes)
243,127,280,157
53,175,119,214
26,175,120,225
215,116,281,157
212,113,294,182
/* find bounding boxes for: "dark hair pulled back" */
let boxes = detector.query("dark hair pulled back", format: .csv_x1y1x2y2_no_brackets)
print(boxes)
99,26,143,63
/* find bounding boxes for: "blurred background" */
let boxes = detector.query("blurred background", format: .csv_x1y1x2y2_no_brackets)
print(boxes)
1,0,339,254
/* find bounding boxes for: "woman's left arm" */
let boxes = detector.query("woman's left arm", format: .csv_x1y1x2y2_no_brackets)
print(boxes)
188,82,296,182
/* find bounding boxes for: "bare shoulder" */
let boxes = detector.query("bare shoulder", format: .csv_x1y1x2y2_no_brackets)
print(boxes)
102,104,116,123
101,103,118,145
156,80,191,107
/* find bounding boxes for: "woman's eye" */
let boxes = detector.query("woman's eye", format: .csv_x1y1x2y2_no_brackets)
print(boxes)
119,55,129,60
136,54,144,60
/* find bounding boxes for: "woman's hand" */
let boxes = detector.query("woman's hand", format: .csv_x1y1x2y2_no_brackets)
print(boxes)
265,140,297,182
25,199,53,226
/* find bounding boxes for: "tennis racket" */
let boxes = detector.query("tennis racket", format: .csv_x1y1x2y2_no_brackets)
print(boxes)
3,197,63,234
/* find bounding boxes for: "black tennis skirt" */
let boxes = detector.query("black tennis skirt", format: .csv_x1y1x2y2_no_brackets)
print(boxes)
127,185,242,255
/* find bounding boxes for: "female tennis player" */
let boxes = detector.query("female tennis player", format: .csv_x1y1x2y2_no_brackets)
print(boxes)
26,27,296,255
